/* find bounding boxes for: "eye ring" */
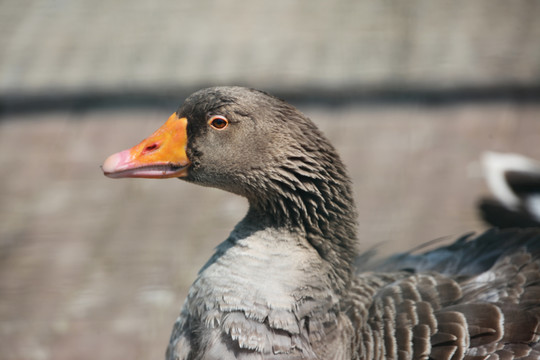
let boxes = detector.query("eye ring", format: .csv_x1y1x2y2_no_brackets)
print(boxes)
208,115,229,130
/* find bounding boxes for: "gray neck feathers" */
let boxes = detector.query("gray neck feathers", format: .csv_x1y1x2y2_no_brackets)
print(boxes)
244,134,359,293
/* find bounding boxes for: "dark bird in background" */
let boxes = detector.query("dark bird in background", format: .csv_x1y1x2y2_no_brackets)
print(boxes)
479,151,540,228
103,87,540,360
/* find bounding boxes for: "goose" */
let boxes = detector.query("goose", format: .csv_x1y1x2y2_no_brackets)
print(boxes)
479,151,540,228
102,87,540,360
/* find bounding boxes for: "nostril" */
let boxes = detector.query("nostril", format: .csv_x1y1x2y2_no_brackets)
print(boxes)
142,143,160,154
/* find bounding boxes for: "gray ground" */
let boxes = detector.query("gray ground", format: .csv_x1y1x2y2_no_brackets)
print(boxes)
1,0,539,95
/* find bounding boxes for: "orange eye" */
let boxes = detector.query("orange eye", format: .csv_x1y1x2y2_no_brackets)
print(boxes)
209,116,229,130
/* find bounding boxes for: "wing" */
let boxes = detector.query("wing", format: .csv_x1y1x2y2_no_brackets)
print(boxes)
366,229,540,277
350,230,540,360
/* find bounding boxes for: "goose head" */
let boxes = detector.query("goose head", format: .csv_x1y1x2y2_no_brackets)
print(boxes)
103,88,353,217
102,86,358,285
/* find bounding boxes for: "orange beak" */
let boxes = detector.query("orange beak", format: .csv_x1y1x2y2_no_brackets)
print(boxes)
102,114,190,179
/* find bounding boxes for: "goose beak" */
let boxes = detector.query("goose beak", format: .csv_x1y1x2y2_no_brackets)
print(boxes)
102,114,190,179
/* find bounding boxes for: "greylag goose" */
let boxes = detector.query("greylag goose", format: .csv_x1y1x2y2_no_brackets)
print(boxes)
479,151,540,228
102,87,540,360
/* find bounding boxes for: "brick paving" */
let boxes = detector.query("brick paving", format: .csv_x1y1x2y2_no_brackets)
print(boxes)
1,0,539,95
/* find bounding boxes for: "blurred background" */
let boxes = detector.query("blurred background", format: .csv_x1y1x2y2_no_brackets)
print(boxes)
1,0,540,359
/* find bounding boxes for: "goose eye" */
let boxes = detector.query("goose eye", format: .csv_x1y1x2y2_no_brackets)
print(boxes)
209,116,229,130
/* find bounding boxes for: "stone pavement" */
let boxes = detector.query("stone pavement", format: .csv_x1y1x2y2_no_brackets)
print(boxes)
1,101,540,360
1,0,540,97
